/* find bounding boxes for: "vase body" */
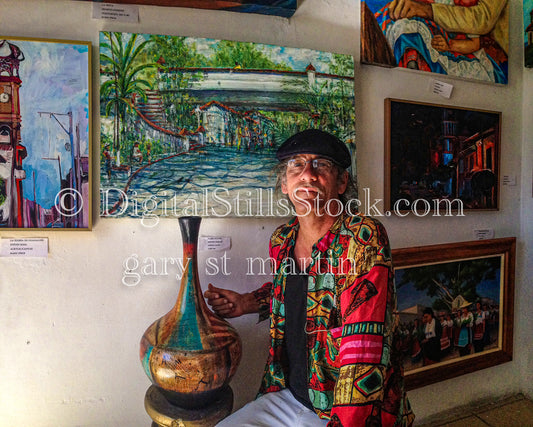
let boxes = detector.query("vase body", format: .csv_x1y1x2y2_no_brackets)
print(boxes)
140,216,242,409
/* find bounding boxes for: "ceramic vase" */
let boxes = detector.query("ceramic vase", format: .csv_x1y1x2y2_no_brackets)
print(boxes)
140,216,242,409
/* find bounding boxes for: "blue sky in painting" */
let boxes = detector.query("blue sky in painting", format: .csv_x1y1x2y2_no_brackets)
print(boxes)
13,39,89,209
396,258,502,312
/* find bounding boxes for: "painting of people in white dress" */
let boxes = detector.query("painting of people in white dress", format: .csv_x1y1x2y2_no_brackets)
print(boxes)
392,238,515,389
361,0,509,84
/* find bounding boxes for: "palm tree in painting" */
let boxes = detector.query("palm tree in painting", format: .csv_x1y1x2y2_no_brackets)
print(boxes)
100,32,156,166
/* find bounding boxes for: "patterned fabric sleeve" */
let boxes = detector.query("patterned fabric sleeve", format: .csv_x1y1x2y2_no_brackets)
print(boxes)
252,282,272,323
328,218,409,426
252,232,282,323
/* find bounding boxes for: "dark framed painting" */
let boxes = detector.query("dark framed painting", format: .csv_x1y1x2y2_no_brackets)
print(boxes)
0,37,92,229
393,237,515,390
385,98,501,214
361,0,509,84
75,0,297,17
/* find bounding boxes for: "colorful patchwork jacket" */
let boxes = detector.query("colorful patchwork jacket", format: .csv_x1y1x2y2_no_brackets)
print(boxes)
252,213,414,426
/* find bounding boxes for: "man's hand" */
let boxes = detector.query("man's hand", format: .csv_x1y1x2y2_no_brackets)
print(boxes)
388,0,433,21
204,284,259,318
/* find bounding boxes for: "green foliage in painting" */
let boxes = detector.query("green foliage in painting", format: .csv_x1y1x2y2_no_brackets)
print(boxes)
211,40,291,70
146,35,207,68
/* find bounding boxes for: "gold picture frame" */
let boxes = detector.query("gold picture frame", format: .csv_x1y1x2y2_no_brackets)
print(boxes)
0,36,92,230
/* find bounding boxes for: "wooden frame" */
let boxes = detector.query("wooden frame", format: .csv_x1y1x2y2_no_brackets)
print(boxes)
0,36,92,229
385,98,501,214
392,237,515,390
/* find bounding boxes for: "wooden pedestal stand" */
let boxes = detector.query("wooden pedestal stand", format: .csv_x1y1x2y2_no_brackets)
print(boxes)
145,385,233,427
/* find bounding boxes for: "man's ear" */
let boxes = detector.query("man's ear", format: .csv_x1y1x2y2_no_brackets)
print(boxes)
338,170,349,195
281,175,288,194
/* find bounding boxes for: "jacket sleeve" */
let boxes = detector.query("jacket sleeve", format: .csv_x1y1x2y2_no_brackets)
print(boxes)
431,0,505,34
252,282,273,322
328,220,405,426
252,235,280,322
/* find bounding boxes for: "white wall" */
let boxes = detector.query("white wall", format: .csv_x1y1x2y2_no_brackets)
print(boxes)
0,0,530,425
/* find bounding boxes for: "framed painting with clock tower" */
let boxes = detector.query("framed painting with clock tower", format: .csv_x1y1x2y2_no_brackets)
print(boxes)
0,37,92,229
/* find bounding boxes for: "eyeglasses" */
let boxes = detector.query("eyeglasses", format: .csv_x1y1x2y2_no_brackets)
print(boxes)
286,157,335,174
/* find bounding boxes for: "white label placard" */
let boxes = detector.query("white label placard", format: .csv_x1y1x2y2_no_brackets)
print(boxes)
199,236,231,251
431,80,453,98
473,229,495,240
0,238,48,257
502,175,517,186
92,3,139,23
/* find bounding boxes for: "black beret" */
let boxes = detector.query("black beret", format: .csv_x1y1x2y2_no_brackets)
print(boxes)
276,129,351,169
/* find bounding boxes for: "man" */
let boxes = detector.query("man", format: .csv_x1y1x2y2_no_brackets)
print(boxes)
421,307,441,365
205,129,414,426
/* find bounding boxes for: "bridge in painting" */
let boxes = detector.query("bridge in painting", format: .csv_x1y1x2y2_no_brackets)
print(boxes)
120,65,355,156
157,66,355,111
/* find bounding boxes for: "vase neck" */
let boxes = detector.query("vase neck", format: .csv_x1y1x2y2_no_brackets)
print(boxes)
177,216,208,316
179,216,202,247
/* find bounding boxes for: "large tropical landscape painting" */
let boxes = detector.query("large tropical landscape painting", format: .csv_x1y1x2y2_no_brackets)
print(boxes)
99,32,355,219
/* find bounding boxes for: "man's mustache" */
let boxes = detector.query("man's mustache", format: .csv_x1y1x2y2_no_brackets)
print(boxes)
292,185,324,196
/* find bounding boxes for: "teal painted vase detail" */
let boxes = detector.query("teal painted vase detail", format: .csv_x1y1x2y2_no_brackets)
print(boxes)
140,216,242,408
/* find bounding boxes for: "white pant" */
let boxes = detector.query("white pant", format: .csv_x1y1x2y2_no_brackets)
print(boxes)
216,389,329,427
